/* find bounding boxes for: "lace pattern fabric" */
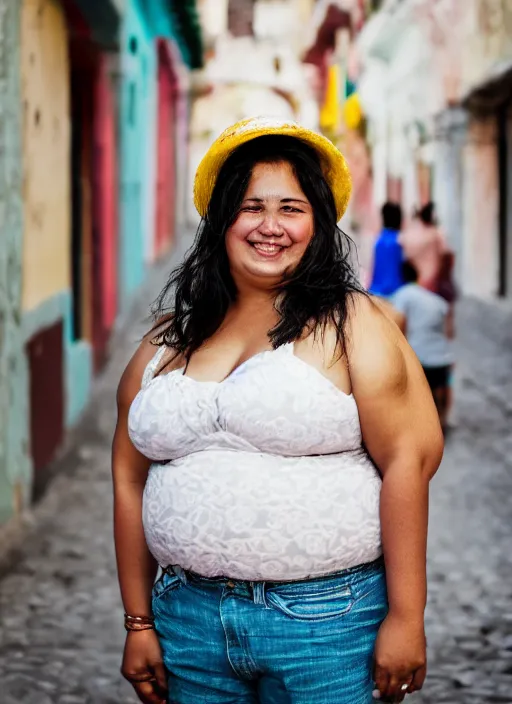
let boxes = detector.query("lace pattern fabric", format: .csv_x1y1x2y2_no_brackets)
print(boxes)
128,343,382,581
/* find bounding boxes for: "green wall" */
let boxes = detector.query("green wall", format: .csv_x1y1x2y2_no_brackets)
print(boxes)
0,0,31,524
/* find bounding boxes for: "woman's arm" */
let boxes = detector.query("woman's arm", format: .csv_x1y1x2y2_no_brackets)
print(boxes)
113,341,168,704
113,345,157,617
347,295,444,701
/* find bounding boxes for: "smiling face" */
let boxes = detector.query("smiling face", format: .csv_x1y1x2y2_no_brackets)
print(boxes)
225,161,315,290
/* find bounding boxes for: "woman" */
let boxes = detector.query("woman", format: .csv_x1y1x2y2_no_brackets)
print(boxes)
399,202,446,292
113,117,443,704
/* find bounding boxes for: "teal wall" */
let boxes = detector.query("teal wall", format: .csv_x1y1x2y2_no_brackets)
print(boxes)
145,0,175,38
119,0,187,304
119,3,153,300
0,0,194,526
0,1,94,526
0,0,31,524
21,291,93,430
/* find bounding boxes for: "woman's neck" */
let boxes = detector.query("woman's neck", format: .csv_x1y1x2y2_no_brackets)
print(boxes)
232,288,276,314
232,276,277,306
221,285,279,334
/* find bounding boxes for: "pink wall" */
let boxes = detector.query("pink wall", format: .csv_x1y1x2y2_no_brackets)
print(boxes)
155,39,177,258
93,56,118,333
463,116,499,297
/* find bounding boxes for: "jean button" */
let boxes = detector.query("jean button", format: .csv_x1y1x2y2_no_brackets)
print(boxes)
226,580,235,588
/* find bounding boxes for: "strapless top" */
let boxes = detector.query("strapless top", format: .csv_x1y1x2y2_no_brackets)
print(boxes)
128,343,382,580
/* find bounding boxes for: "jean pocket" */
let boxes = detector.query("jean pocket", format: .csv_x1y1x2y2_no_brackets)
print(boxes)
152,570,183,602
267,582,354,622
350,569,387,605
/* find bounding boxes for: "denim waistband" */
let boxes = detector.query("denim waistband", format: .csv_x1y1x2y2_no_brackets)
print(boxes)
166,556,384,594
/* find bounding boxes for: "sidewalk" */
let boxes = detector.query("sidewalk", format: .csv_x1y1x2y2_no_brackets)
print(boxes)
0,262,511,702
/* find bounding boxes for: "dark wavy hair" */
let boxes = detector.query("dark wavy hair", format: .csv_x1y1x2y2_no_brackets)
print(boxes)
418,201,436,226
151,135,365,360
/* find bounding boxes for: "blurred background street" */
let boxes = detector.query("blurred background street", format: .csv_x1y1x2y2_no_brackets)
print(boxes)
1,0,512,702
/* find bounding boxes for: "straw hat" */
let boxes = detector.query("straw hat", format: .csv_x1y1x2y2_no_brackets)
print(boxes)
193,116,352,222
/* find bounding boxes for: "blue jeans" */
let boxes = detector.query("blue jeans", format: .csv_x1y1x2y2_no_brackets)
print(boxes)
152,558,388,703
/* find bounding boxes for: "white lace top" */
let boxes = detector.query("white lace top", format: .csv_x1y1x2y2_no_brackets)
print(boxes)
128,343,382,581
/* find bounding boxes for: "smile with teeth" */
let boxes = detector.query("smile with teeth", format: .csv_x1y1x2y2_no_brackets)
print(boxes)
251,242,285,254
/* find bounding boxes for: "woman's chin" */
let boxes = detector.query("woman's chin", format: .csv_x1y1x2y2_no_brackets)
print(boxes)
245,260,289,279
232,260,289,288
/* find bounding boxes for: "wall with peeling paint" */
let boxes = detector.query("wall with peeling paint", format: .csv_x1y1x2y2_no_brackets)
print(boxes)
21,0,71,312
119,0,195,301
119,1,155,300
20,0,92,476
0,0,32,524
0,0,197,527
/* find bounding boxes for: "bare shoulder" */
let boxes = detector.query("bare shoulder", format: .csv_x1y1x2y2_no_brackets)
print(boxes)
294,314,351,395
295,321,340,365
346,292,410,396
346,293,443,473
370,295,406,333
117,314,184,406
294,294,406,396
117,337,160,410
117,315,174,409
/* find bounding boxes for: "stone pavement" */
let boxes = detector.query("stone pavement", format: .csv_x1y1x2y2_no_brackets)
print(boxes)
0,264,511,703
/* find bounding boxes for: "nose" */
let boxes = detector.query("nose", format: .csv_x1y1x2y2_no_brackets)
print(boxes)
259,212,283,237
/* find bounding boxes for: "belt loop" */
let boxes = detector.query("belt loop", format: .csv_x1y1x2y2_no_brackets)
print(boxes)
171,565,188,585
252,581,268,607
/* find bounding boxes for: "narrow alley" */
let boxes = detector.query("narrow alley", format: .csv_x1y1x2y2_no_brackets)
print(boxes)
1,2,512,703
0,243,511,704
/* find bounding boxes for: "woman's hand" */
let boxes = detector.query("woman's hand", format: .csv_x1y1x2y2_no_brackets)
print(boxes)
373,612,427,702
121,630,168,704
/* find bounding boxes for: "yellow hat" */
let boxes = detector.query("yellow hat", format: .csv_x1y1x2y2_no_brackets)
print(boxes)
194,117,352,221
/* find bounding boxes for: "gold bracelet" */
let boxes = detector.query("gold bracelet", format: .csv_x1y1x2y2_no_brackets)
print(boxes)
125,621,155,632
124,613,155,624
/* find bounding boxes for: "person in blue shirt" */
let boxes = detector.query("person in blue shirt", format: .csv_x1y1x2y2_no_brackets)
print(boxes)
369,202,404,297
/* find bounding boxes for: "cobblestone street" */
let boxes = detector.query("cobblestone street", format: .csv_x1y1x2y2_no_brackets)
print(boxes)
0,251,511,703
